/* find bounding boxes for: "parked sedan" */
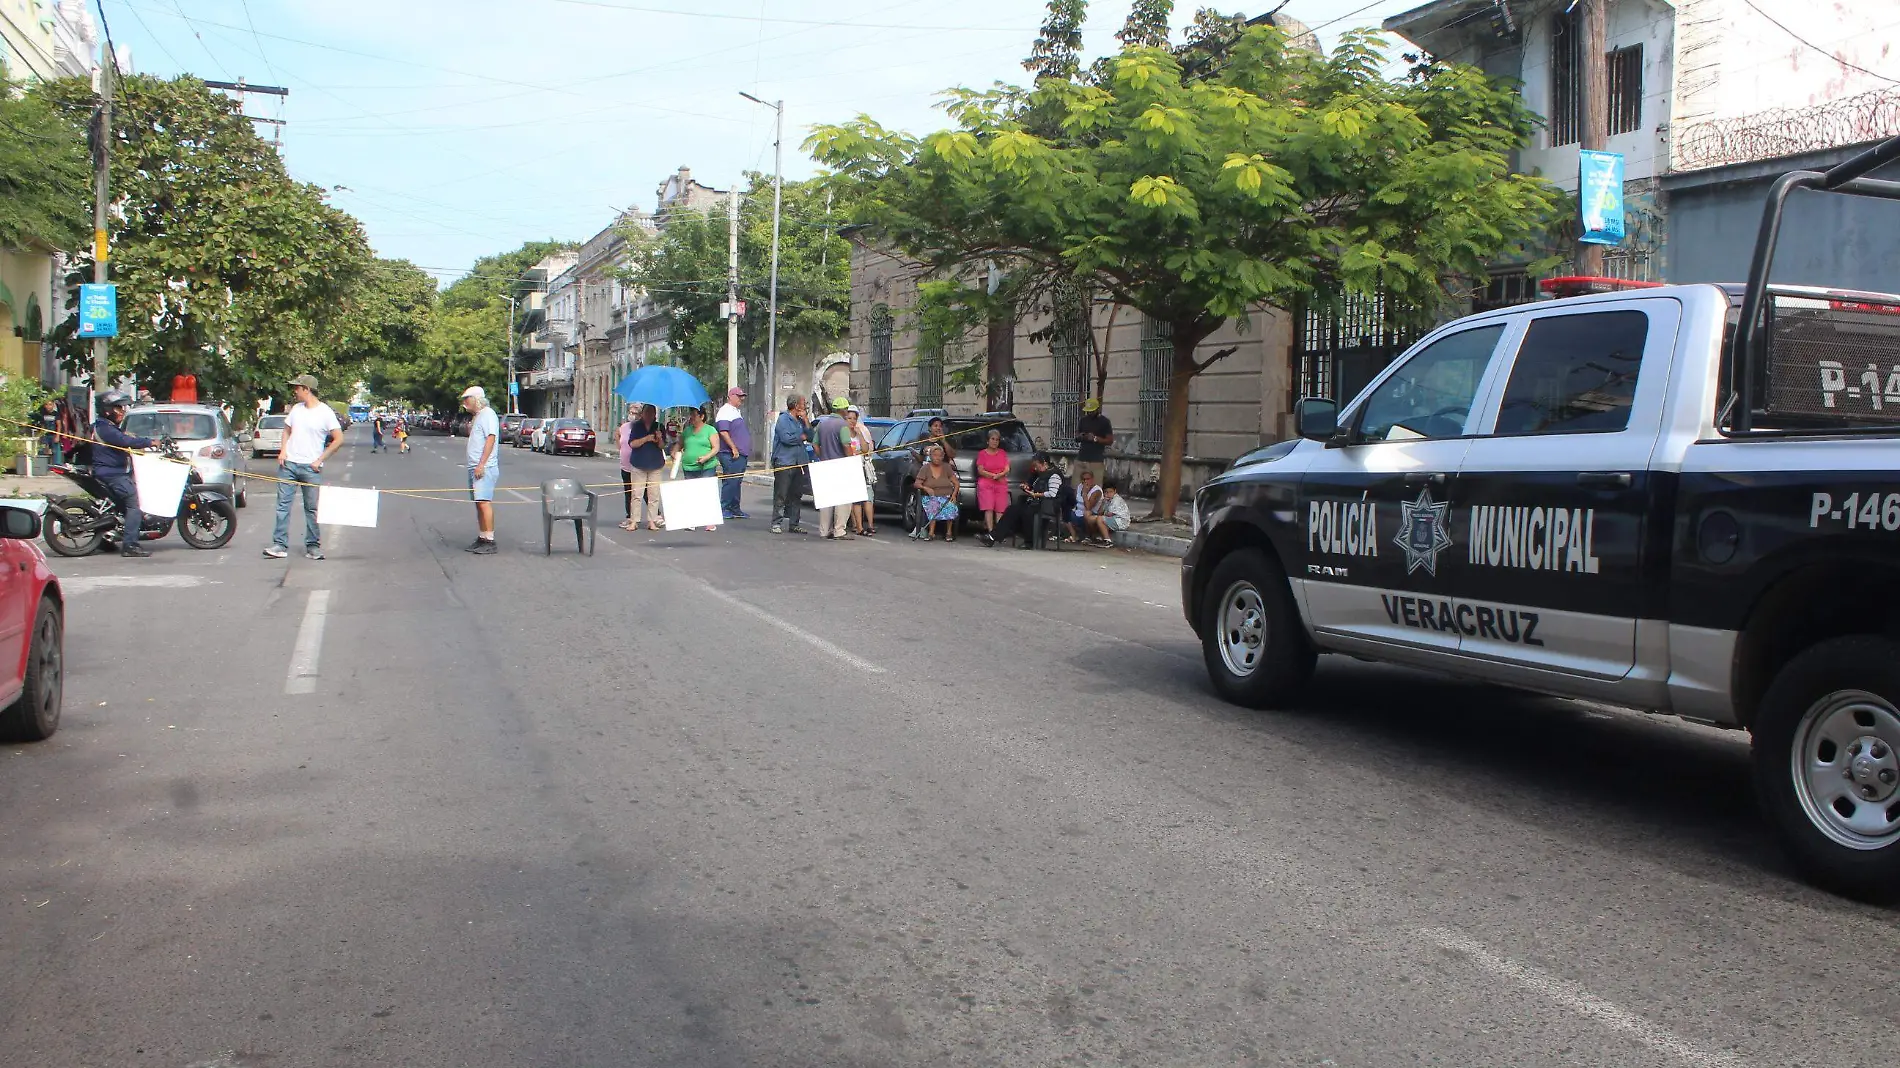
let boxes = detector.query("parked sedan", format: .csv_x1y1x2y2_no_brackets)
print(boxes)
543,418,597,456
250,413,286,458
0,500,63,742
514,418,543,449
123,404,249,508
867,414,1036,530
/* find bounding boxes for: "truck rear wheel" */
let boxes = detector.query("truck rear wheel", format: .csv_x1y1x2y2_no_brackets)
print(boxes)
1753,635,1900,903
1199,548,1314,709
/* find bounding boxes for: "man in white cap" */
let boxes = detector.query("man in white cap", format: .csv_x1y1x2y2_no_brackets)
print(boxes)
713,385,750,519
462,385,501,554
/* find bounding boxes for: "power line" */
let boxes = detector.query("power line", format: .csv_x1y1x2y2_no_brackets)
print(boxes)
1303,0,1413,35
1742,0,1900,87
168,0,227,76
236,0,279,81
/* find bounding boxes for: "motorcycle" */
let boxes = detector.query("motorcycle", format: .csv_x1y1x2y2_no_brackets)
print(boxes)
42,438,239,557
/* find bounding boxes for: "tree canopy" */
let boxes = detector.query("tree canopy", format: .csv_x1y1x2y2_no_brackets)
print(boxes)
365,241,569,411
808,20,1561,513
619,173,849,394
0,78,90,252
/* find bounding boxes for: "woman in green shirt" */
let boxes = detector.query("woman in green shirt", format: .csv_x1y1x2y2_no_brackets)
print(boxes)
672,406,723,531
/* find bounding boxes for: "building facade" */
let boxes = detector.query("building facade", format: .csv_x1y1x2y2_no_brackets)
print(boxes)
847,244,1295,501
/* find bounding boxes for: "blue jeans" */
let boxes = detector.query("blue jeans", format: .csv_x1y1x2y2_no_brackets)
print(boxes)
101,473,142,548
719,453,746,514
273,461,321,549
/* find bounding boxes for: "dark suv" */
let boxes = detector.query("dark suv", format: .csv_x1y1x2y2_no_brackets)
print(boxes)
868,413,1036,529
499,412,527,444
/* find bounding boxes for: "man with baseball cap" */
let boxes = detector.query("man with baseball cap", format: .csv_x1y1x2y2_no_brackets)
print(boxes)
264,373,342,560
713,385,751,519
1074,396,1113,485
462,385,501,554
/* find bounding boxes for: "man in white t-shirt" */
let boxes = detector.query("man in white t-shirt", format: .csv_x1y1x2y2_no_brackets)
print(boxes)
264,374,343,561
462,385,502,554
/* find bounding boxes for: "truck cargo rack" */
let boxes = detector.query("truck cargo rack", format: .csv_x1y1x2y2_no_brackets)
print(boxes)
1728,135,1900,436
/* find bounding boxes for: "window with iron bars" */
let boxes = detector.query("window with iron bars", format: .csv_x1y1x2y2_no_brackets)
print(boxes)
868,304,893,417
1551,9,1644,145
915,351,943,411
1138,317,1172,456
1295,291,1418,406
1049,284,1090,450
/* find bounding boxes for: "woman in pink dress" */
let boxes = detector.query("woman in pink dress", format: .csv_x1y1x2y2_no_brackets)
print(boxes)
975,428,1011,534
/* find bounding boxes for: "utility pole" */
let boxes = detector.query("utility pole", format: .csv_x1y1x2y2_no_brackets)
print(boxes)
1577,0,1609,276
741,92,785,408
506,292,518,415
90,58,112,411
203,80,290,145
726,187,740,392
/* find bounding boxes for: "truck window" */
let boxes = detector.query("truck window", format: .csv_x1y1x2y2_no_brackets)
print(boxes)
1354,325,1504,442
1493,311,1648,436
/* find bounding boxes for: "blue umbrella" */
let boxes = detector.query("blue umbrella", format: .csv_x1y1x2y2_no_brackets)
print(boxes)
614,365,709,410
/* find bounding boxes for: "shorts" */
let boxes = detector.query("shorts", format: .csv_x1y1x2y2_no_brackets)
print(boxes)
1106,515,1130,531
469,465,500,502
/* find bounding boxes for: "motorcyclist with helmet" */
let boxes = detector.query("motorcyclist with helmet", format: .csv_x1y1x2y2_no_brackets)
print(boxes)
90,391,158,558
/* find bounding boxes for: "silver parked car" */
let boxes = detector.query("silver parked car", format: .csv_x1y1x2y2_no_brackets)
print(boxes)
122,404,249,508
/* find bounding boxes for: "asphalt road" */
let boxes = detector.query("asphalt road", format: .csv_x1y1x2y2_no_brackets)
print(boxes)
2,422,1896,1068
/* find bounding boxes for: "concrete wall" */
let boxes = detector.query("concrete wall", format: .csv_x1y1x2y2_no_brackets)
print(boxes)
1664,146,1900,294
0,248,53,380
1517,0,1676,188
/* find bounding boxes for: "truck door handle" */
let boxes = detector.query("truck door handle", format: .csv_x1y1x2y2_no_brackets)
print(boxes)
1403,472,1446,486
1577,471,1632,488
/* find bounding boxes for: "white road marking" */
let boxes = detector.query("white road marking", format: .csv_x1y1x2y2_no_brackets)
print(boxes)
1419,928,1742,1068
504,488,534,503
699,584,885,674
284,589,332,695
59,574,207,594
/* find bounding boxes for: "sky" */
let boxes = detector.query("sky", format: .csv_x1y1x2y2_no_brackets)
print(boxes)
102,0,1417,283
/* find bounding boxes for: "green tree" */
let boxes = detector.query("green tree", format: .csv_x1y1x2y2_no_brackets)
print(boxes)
620,174,848,396
1025,0,1088,82
809,27,1561,515
39,75,373,402
1115,0,1175,50
0,78,89,251
365,241,569,411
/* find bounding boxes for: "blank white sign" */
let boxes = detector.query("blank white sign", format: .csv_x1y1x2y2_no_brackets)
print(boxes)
131,454,190,518
808,456,869,510
660,476,723,530
317,485,380,527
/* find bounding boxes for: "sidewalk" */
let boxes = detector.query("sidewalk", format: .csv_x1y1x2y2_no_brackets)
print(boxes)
0,473,75,500
738,471,1193,559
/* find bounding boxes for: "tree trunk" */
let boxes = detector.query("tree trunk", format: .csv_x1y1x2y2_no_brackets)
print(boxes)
985,304,1015,412
1150,330,1201,520
1094,304,1119,402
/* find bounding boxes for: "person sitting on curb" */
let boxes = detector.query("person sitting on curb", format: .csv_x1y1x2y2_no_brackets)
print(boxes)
1068,468,1102,544
1084,479,1131,546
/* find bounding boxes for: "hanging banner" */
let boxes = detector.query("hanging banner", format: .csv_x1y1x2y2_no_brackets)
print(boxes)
1579,149,1626,246
78,284,118,338
808,456,869,510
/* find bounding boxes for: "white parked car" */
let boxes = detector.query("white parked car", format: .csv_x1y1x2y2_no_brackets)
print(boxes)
250,413,286,458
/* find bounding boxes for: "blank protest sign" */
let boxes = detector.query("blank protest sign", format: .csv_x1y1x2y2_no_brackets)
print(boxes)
808,456,869,510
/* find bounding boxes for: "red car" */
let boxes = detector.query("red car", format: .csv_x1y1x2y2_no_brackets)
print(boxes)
0,501,64,742
544,418,597,456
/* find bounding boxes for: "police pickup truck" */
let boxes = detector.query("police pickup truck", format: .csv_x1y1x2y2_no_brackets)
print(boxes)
1182,136,1900,900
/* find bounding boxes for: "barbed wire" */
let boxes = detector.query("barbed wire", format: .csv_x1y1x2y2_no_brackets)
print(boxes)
1674,87,1900,171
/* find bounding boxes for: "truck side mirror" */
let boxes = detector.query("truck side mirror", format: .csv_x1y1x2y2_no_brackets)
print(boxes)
1294,397,1337,441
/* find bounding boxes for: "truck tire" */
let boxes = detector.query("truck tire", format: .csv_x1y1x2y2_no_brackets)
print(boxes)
1199,547,1314,709
1753,635,1900,903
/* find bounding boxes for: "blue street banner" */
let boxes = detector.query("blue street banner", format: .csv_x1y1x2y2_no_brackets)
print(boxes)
1579,149,1626,246
508,380,520,396
77,283,118,338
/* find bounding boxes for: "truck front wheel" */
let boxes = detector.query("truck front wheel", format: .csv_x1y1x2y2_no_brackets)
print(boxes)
1199,548,1314,709
1753,635,1900,902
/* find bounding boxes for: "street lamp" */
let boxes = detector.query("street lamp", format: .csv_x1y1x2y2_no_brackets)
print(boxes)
739,91,784,411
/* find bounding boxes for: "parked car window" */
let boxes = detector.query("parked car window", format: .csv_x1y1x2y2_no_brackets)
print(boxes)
1492,311,1649,436
125,411,217,440
551,419,591,430
258,415,287,430
947,420,1032,453
879,422,918,450
1354,325,1504,443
